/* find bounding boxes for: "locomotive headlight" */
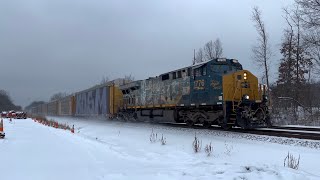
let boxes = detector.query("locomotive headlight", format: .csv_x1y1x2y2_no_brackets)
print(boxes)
244,95,249,100
263,95,268,102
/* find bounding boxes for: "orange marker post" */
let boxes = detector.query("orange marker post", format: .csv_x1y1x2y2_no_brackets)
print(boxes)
71,125,74,133
0,119,5,138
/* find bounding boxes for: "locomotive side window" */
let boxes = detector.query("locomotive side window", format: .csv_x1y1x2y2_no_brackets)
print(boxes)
173,72,177,79
202,66,206,76
194,68,201,77
187,68,191,76
222,65,229,74
211,64,222,73
162,74,169,81
177,71,182,78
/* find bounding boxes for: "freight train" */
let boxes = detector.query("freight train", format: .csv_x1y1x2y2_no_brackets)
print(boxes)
31,58,271,129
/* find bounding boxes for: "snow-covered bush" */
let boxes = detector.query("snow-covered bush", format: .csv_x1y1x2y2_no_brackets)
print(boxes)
192,133,201,153
224,142,233,156
150,129,157,143
160,134,166,145
284,152,300,170
205,142,213,156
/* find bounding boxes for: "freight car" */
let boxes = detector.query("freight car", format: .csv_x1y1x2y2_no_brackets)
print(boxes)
119,58,270,129
74,83,122,117
58,95,75,116
47,101,59,116
30,58,270,129
31,104,47,117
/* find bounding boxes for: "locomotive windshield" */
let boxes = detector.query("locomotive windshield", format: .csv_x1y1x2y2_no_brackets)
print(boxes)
210,58,242,74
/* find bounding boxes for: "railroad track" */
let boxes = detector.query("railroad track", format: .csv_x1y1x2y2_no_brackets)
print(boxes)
270,126,320,132
157,123,320,141
244,128,320,141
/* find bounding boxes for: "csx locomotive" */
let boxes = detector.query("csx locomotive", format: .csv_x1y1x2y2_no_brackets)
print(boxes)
31,58,270,129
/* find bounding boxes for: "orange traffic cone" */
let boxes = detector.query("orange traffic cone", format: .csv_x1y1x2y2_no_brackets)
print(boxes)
0,119,5,138
0,119,4,132
71,125,74,133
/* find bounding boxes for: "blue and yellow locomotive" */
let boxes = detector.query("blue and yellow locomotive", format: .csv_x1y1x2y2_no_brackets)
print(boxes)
120,58,270,129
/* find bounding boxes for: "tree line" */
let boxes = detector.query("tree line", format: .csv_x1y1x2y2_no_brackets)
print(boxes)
0,90,21,111
251,1,320,125
193,38,223,65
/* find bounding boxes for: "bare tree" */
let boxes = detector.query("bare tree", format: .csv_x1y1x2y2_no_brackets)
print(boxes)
273,5,314,123
203,40,214,61
284,6,304,85
195,48,204,63
309,45,320,74
203,38,224,61
251,6,272,94
295,0,320,75
213,38,223,58
283,6,312,90
295,0,320,29
0,90,21,111
100,76,110,85
123,74,135,84
50,92,68,101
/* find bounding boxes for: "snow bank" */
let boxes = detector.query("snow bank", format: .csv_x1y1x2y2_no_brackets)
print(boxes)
0,117,319,180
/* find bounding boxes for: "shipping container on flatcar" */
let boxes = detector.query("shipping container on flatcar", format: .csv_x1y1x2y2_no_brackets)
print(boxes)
47,101,58,116
58,95,75,116
75,83,122,117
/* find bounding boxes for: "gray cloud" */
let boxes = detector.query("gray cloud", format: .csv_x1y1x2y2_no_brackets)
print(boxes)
0,0,293,107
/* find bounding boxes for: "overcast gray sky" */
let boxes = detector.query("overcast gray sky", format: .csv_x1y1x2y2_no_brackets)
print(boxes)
0,0,293,108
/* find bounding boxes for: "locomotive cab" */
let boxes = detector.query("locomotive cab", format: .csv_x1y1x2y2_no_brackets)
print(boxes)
222,70,270,129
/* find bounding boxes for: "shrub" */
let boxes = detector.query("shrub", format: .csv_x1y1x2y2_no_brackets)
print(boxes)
150,129,157,143
192,133,201,153
224,142,233,156
284,152,300,170
205,142,213,156
160,134,166,145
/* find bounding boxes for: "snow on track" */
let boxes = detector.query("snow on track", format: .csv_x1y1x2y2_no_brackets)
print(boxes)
1,118,320,180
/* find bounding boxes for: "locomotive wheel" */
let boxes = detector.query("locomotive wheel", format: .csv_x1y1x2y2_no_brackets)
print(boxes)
186,120,194,127
255,108,266,121
222,124,232,130
203,121,211,128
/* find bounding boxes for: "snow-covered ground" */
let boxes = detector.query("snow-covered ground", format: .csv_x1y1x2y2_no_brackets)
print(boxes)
1,117,320,180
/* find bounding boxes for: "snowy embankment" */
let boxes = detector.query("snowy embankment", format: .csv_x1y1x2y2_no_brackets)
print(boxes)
1,117,320,180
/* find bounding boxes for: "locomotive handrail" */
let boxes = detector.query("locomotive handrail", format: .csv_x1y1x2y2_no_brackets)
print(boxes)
232,80,241,112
